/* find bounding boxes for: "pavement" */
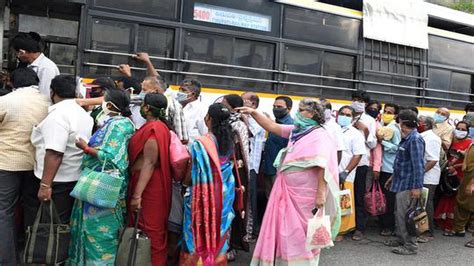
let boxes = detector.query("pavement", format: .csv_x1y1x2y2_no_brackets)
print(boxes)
229,227,474,265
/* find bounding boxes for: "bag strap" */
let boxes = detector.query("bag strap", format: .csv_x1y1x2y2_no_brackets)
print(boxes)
128,210,143,266
26,202,46,263
46,201,55,264
232,152,243,191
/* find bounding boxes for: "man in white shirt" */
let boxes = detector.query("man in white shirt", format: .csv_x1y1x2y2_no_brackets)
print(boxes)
12,32,60,96
320,98,346,163
177,79,208,142
26,75,93,229
350,90,377,241
418,115,442,242
242,92,266,239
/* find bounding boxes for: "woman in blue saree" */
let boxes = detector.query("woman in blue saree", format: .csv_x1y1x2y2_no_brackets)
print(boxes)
180,103,236,266
68,89,135,264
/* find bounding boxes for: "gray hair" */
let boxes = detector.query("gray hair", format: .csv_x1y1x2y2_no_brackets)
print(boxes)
419,115,434,130
299,98,325,125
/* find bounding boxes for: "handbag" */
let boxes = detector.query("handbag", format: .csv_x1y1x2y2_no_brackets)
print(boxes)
305,208,334,251
116,211,152,266
169,130,191,182
339,186,353,217
364,180,387,216
23,201,70,264
70,159,123,208
406,199,429,236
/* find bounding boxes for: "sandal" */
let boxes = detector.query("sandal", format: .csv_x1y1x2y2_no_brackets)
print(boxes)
465,240,474,248
352,231,364,241
384,239,401,247
417,236,429,243
391,246,417,255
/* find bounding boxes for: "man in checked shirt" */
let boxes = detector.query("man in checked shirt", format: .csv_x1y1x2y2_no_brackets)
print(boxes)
384,109,425,256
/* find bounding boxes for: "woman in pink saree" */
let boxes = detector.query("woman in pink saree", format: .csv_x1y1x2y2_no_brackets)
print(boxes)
238,98,341,265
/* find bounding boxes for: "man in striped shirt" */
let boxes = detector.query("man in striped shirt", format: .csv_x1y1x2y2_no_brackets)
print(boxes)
385,110,425,255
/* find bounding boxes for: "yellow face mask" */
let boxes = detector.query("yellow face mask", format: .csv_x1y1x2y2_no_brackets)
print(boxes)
382,113,395,125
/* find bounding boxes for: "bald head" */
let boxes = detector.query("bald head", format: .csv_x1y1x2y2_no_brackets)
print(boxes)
436,107,450,119
242,92,259,109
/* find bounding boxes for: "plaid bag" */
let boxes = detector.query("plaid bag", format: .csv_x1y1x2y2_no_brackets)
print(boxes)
70,159,123,208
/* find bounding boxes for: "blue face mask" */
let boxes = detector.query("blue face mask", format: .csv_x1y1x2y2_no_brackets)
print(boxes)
138,91,147,100
176,91,189,103
470,128,474,139
433,113,447,124
337,115,352,128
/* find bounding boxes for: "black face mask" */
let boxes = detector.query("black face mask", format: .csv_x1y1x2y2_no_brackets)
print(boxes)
273,107,288,119
366,108,379,119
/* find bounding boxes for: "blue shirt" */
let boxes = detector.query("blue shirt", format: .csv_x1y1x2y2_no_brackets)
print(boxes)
391,130,425,193
381,121,402,174
262,114,293,176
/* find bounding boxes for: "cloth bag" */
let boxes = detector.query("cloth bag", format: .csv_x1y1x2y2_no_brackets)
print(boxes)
23,201,70,264
70,159,123,208
169,130,191,182
339,187,353,217
406,199,429,236
305,209,334,251
364,180,387,216
116,211,152,266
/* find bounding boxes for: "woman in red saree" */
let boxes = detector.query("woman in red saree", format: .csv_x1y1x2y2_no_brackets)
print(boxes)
128,93,172,265
436,121,472,234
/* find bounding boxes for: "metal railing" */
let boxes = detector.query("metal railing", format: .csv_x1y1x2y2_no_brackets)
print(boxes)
82,49,473,104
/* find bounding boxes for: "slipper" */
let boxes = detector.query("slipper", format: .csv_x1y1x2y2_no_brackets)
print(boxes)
335,235,344,242
391,246,417,255
443,231,465,237
352,231,364,241
417,236,429,243
380,229,392,237
465,240,474,248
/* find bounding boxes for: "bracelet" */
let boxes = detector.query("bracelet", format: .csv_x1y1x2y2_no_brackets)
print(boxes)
132,195,141,200
40,182,51,188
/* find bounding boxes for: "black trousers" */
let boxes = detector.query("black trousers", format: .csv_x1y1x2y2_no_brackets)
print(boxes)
378,171,396,231
0,170,35,265
22,174,77,230
354,166,369,232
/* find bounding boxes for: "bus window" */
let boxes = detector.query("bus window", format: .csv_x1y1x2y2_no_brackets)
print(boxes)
95,0,178,20
322,52,355,99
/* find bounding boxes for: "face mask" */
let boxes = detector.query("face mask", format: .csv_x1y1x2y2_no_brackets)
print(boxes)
337,115,352,128
138,91,147,100
351,101,365,113
176,91,189,103
273,107,288,120
433,113,447,124
324,109,332,122
294,111,318,130
102,101,120,115
382,113,395,125
454,129,468,139
366,108,379,119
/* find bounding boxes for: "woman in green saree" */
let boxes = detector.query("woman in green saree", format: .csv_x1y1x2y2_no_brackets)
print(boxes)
68,89,135,264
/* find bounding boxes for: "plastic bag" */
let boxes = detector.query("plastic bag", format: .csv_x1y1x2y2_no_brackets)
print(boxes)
364,180,387,216
305,209,334,251
339,189,353,216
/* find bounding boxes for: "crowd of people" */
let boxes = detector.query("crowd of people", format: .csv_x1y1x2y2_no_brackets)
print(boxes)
1,31,474,266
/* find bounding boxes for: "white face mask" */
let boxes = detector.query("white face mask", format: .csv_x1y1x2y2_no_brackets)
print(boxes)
351,101,366,113
454,129,468,139
102,101,120,115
